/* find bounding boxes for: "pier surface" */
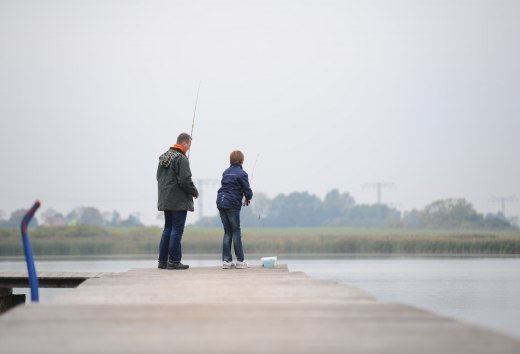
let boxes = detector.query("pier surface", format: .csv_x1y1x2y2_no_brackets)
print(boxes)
0,265,518,354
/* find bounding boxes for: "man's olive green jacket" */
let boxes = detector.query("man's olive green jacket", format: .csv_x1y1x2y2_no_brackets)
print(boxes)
156,147,199,211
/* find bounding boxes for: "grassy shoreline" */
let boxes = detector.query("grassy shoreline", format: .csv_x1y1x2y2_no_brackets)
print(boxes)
1,253,519,262
1,226,519,256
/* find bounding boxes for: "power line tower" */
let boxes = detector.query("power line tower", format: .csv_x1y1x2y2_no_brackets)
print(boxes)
364,182,395,205
490,195,517,217
195,178,219,219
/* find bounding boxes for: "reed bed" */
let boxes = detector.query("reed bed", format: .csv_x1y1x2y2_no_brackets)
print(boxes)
0,226,519,256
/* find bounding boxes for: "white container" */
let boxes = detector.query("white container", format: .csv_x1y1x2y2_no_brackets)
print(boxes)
261,256,277,268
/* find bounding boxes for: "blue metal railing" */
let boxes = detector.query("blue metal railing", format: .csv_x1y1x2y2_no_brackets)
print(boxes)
20,201,41,302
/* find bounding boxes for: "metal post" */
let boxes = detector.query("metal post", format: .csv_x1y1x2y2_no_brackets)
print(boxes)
20,201,40,302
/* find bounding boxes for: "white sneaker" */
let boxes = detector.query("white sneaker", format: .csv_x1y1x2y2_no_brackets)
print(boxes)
235,260,249,269
222,261,234,269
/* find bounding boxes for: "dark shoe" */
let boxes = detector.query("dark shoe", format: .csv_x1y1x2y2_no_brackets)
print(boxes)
167,262,189,270
158,262,167,269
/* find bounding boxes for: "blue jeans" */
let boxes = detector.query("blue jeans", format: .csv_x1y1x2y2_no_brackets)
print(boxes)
158,210,188,264
219,208,244,262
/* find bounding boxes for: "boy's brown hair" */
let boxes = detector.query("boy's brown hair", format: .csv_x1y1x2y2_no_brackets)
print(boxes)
230,150,244,165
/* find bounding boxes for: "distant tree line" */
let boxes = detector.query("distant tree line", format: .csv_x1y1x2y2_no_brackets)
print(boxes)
195,189,516,230
0,190,514,230
0,207,142,228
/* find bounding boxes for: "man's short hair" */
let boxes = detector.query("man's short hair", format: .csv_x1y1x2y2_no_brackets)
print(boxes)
177,133,192,144
230,150,244,165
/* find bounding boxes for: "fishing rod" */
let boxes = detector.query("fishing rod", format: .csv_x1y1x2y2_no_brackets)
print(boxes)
248,154,263,221
243,154,259,207
249,153,259,185
187,82,201,159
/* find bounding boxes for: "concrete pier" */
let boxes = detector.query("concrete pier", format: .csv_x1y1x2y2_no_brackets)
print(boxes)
0,265,518,353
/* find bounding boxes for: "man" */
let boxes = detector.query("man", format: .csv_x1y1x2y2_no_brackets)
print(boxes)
157,133,199,270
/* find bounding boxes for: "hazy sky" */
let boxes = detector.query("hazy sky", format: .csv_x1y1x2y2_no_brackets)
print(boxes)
1,0,519,226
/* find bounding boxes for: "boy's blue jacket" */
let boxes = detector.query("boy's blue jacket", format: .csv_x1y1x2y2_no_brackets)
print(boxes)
216,164,253,210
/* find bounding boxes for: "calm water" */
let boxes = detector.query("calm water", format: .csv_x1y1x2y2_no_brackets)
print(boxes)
1,257,519,339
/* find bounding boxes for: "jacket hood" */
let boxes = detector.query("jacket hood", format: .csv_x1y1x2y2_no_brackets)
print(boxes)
159,149,181,167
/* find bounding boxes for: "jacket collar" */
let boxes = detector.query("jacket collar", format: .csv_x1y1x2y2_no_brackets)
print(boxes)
172,144,187,155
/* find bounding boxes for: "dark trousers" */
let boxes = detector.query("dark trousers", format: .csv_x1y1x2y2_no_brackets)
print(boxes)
219,208,244,262
158,210,188,264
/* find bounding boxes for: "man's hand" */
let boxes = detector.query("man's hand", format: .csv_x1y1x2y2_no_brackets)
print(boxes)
243,199,251,206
